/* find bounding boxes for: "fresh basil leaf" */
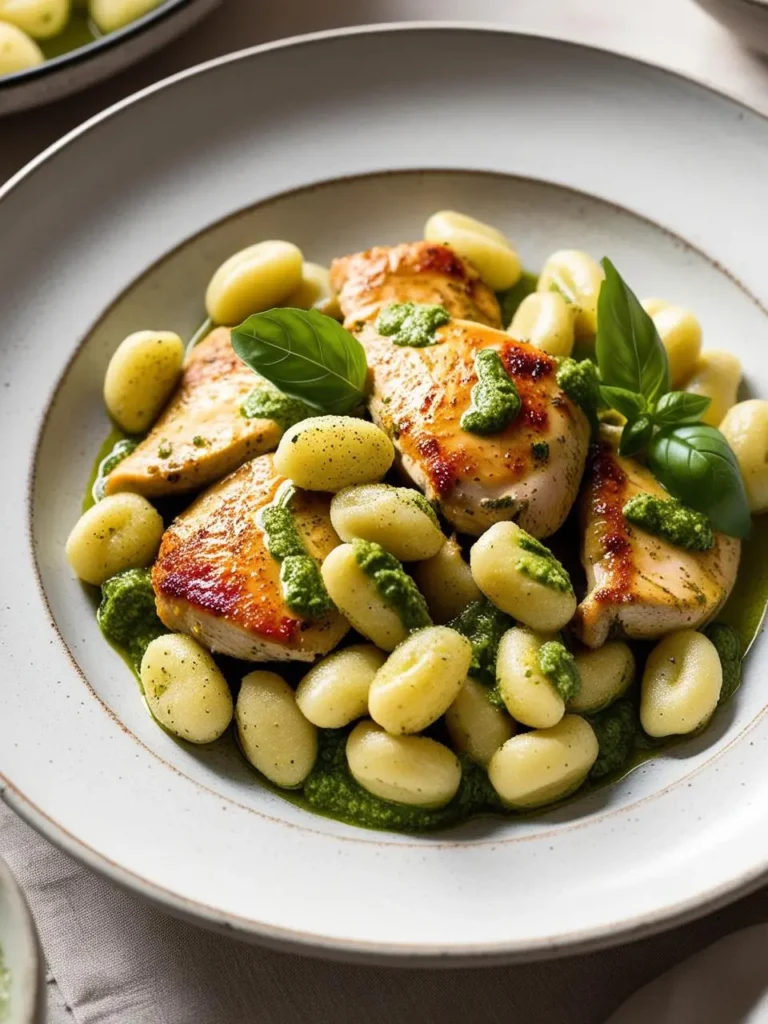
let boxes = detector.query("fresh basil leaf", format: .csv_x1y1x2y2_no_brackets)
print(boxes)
600,386,645,421
653,391,711,427
596,258,670,404
232,308,368,415
648,424,751,538
619,415,653,457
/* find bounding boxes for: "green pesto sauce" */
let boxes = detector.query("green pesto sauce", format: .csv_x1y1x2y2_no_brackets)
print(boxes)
376,302,450,347
703,622,742,706
623,492,714,552
587,700,638,781
259,486,333,620
91,436,139,504
556,357,600,427
449,598,513,688
241,382,315,430
531,441,550,463
496,270,539,328
538,641,579,701
516,533,573,594
83,427,132,512
460,348,521,436
98,569,166,673
352,538,431,631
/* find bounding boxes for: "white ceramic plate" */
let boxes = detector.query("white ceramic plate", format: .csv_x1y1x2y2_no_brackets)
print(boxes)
0,0,219,115
0,858,43,1024
1,25,768,964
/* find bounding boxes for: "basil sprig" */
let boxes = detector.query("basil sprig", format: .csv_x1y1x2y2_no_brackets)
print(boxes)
232,308,368,415
595,259,750,539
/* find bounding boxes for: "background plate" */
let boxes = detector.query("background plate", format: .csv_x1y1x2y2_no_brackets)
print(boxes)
1,25,768,963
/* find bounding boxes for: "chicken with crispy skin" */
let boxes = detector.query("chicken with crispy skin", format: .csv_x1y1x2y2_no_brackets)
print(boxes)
331,242,590,538
153,454,348,661
575,430,741,648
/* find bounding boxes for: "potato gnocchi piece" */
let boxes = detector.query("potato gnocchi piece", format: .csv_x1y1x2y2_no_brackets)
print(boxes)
330,484,444,561
368,626,471,735
641,299,702,389
509,291,574,358
285,262,341,318
470,521,576,631
640,630,722,738
236,670,317,787
537,250,604,339
89,0,162,32
496,627,566,729
103,330,184,434
66,492,164,586
424,210,521,291
0,0,69,38
0,20,43,73
205,240,303,325
719,400,768,513
321,544,409,651
346,720,461,808
274,416,395,492
140,634,233,744
445,677,516,766
488,715,598,808
685,350,742,426
412,535,481,623
568,642,635,714
295,644,386,728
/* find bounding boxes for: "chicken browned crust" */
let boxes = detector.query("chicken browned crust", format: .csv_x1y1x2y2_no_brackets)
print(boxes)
153,454,349,662
575,432,741,648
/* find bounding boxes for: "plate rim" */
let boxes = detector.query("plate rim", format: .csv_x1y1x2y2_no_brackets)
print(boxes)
3,22,768,964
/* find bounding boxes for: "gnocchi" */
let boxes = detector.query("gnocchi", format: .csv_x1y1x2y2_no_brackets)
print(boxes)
140,634,233,744
66,492,163,586
368,626,471,735
412,535,481,623
509,291,575,358
495,626,566,729
103,330,184,434
0,0,69,38
89,0,164,33
285,262,341,318
346,720,461,808
205,240,303,325
424,210,521,291
568,642,635,714
330,484,445,561
641,299,702,389
640,630,722,738
295,644,386,728
0,20,43,73
445,677,516,766
685,349,742,426
470,521,576,631
321,544,409,651
537,249,604,339
273,416,395,492
488,715,598,808
236,670,317,787
719,400,768,513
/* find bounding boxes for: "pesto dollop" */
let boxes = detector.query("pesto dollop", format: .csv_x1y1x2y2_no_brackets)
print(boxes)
537,640,580,701
241,381,315,430
460,348,521,436
449,597,513,689
703,621,742,706
352,538,431,631
556,356,600,427
588,699,637,780
516,533,573,594
260,486,334,619
98,568,165,671
376,302,450,347
304,729,501,831
623,492,714,551
531,441,550,463
92,437,138,503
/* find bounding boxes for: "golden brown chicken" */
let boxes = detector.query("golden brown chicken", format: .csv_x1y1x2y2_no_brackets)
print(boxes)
575,430,741,648
331,242,590,537
152,454,349,661
105,328,282,498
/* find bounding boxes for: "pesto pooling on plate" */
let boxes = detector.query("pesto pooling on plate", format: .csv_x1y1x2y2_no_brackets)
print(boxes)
98,568,165,672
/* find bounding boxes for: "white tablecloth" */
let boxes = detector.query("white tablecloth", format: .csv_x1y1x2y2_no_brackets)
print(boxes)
4,2,768,1021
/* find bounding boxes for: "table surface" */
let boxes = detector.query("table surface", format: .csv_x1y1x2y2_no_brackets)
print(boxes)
4,2,768,1022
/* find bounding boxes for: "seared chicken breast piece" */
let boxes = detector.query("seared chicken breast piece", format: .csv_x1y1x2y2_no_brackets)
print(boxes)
331,242,590,537
106,328,281,498
575,432,741,648
153,454,349,661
